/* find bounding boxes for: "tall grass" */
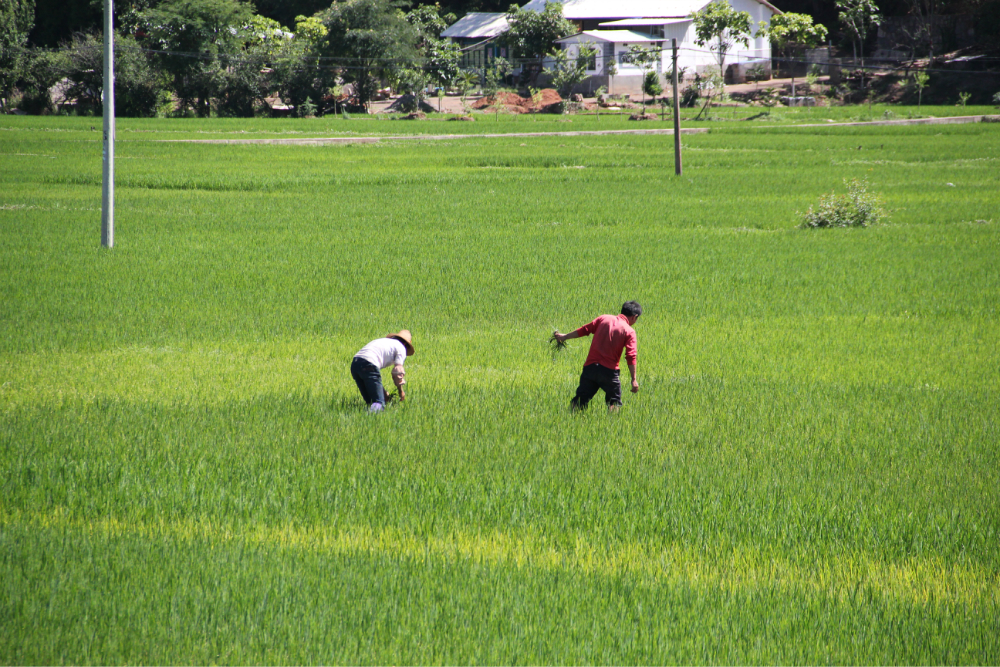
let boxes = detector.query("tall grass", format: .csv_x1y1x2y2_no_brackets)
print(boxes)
1,116,998,663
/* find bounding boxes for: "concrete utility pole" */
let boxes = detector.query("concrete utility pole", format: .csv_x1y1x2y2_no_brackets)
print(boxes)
101,0,114,248
671,38,682,176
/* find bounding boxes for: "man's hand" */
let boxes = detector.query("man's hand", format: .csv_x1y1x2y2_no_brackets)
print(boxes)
628,361,639,394
398,388,406,401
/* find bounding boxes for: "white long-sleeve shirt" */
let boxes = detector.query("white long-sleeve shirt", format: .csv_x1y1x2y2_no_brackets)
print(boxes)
354,337,407,370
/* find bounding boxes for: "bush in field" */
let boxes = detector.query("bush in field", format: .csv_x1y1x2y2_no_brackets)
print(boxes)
643,70,662,100
801,177,888,228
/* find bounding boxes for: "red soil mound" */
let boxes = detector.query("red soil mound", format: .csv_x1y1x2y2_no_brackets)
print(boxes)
471,89,563,114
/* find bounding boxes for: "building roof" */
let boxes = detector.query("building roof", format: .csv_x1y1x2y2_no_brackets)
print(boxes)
597,17,691,26
520,0,779,20
441,12,510,39
556,29,662,42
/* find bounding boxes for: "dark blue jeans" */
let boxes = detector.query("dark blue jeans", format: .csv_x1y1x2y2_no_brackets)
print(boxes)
351,357,385,407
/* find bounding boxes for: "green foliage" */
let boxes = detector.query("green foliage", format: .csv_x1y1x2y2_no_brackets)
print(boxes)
0,0,35,107
14,47,59,114
958,91,971,107
993,91,1000,108
642,70,662,100
270,14,335,115
297,95,316,117
836,0,882,65
499,1,577,62
406,4,460,89
216,55,266,117
456,68,478,99
912,70,929,107
801,177,889,228
405,3,449,42
759,11,829,51
480,56,511,97
141,0,254,116
55,32,171,117
689,0,754,77
544,44,596,100
320,0,419,110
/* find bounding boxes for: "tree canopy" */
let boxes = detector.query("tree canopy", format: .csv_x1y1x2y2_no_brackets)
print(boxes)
498,2,577,62
0,0,35,107
320,0,419,109
690,0,756,77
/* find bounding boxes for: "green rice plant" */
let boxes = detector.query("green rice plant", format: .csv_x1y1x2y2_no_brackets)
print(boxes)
0,116,998,664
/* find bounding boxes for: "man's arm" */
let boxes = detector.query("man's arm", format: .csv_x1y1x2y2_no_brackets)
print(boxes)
391,364,406,400
553,330,582,344
554,319,596,344
627,361,639,393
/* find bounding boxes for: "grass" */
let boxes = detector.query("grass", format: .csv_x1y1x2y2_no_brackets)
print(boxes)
1,103,996,140
1,111,999,664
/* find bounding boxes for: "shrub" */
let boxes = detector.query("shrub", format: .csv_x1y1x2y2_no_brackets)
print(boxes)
801,178,888,229
642,70,662,100
993,91,1000,108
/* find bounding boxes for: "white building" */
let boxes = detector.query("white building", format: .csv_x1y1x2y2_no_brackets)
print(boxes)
522,0,780,95
440,13,511,70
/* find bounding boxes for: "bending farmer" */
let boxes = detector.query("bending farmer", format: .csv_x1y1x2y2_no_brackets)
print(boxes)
552,301,641,412
350,330,414,413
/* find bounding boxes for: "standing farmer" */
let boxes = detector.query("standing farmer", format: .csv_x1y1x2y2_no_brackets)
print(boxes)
351,330,414,413
552,301,641,412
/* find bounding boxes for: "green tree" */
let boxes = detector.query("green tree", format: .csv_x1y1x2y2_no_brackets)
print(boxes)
689,0,754,83
498,2,577,74
911,69,928,107
406,4,460,92
836,0,881,73
0,0,34,110
643,69,662,101
544,42,596,102
217,14,291,117
320,0,418,111
626,44,658,106
271,14,336,115
141,0,254,116
59,31,171,117
757,12,827,78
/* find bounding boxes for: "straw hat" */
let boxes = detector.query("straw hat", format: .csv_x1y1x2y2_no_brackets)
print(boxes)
387,329,414,356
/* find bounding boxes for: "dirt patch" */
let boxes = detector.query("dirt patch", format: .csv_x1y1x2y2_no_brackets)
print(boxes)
381,94,436,114
629,113,659,121
448,115,475,121
471,89,563,114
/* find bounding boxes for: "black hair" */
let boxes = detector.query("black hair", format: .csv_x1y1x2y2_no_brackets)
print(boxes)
621,301,642,318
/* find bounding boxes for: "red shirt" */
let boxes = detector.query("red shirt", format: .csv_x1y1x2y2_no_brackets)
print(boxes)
575,314,638,370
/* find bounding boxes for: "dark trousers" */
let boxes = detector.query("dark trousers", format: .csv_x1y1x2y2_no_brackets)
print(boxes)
351,357,385,406
571,363,622,409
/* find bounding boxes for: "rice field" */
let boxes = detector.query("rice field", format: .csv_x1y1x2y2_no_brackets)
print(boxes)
1,111,998,664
